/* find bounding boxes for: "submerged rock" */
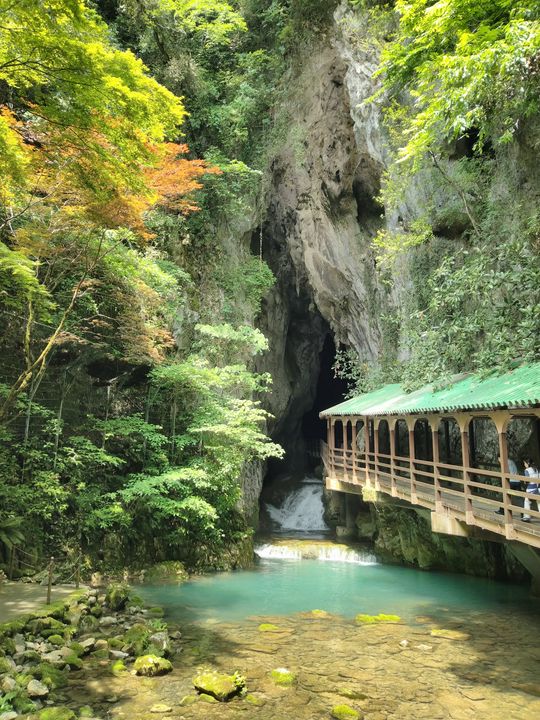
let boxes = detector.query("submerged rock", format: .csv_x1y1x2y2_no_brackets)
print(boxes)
133,654,172,676
355,613,401,625
270,667,296,686
37,709,76,720
192,669,246,701
258,623,281,632
430,628,470,640
331,705,361,720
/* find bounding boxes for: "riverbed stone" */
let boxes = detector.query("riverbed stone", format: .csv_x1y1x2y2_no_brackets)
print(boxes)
355,614,401,625
133,654,172,676
331,705,361,720
27,678,49,697
270,667,297,686
193,669,246,701
430,629,470,641
150,703,173,713
37,708,76,720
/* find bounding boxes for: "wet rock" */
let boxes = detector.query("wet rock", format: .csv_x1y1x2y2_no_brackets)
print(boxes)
179,695,198,706
133,654,172,676
399,639,409,648
111,659,128,677
430,629,470,641
150,704,173,713
193,669,246,701
258,623,281,632
110,650,129,660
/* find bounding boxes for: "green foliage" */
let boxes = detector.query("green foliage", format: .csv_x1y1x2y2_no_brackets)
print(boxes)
379,0,540,167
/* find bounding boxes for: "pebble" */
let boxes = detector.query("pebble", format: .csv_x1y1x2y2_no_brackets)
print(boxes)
150,704,173,713
399,639,410,647
100,616,118,626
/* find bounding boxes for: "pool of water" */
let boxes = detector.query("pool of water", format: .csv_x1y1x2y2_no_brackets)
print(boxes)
136,553,535,624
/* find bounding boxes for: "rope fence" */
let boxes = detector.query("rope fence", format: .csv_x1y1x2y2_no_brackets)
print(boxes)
5,546,83,604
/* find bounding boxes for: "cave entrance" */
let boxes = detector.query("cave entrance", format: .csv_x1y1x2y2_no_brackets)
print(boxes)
301,335,349,471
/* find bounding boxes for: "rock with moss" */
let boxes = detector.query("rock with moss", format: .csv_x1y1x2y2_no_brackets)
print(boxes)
34,662,68,689
199,693,218,703
331,705,361,720
105,583,130,611
48,634,64,646
193,669,246,701
133,654,172,677
179,695,198,706
123,623,150,656
37,708,76,720
258,623,280,632
78,706,94,718
68,642,85,657
0,655,15,674
111,660,128,677
142,561,188,584
147,606,164,618
270,668,296,686
355,613,401,625
1,636,17,656
245,693,266,706
63,653,83,670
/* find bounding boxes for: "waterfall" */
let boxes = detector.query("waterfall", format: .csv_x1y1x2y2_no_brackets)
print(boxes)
265,477,328,532
254,542,377,565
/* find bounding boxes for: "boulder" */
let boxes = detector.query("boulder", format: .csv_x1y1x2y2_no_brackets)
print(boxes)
133,655,172,677
270,668,296,686
192,669,246,701
105,584,130,611
148,631,170,656
27,678,50,697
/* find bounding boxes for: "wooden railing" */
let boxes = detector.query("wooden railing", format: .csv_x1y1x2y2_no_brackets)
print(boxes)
321,440,540,548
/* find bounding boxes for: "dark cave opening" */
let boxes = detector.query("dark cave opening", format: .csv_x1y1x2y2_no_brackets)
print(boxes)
301,334,349,465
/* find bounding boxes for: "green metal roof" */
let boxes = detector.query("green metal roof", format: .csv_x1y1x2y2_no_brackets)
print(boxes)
320,362,540,418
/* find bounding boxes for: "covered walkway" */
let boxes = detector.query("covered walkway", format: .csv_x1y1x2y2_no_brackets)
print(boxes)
320,363,540,550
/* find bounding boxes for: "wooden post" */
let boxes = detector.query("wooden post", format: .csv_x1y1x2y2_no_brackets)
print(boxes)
46,557,54,605
430,417,443,513
373,418,380,487
407,418,417,504
491,411,515,539
8,546,15,581
329,418,335,478
351,418,358,483
364,418,370,486
389,420,397,497
457,415,474,524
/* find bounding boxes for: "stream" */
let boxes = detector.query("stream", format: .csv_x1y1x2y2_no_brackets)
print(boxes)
124,480,540,720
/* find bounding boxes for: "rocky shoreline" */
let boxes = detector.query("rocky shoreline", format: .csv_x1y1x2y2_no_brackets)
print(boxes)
0,581,185,719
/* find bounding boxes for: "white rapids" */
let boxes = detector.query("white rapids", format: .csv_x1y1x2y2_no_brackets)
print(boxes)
255,542,377,565
265,477,328,532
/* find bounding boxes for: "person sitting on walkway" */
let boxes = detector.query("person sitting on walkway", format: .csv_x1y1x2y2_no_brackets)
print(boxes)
522,457,539,522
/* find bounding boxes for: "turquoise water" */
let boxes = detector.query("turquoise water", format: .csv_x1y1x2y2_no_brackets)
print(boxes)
137,556,534,624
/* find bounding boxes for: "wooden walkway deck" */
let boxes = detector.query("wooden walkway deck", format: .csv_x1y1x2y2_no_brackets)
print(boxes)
322,441,540,549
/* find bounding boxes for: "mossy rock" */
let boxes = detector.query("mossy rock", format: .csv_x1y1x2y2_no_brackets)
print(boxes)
111,659,128,677
79,615,99,632
258,623,281,632
90,604,103,618
143,561,188,583
355,613,401,625
63,653,83,670
105,583,130,611
38,708,76,720
270,668,296,686
245,693,266,707
107,637,124,650
193,669,246,701
133,654,172,677
2,636,17,655
28,617,67,637
35,662,68,689
90,648,109,660
68,642,85,657
331,705,361,720
23,649,42,663
310,609,330,618
0,618,28,636
179,695,198,706
15,672,33,687
147,606,165,618
199,693,218,703
430,628,470,640
123,623,150,656
48,634,64,646
0,655,13,673
12,691,37,714
78,705,94,718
